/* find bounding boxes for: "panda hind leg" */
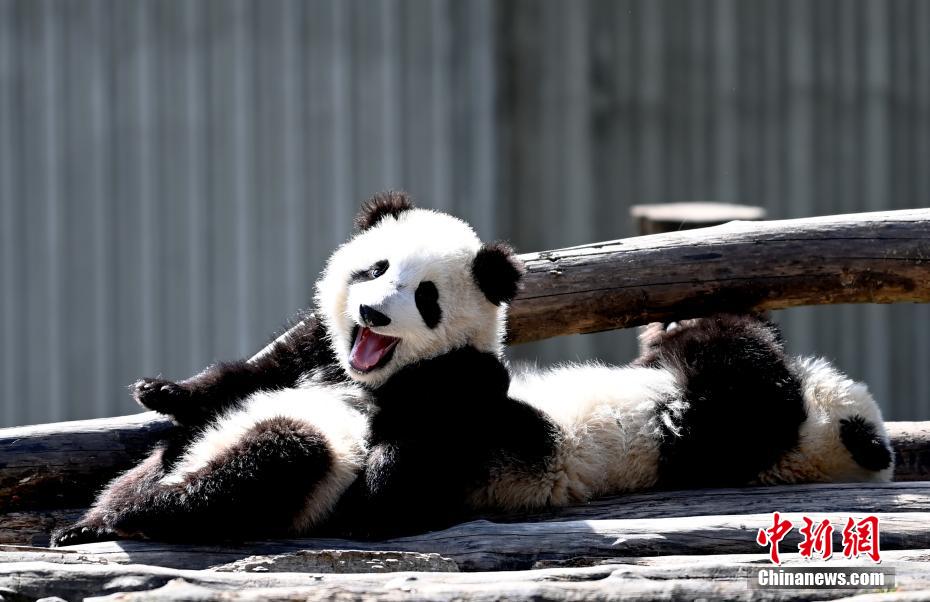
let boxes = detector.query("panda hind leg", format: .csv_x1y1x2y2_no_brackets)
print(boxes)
52,448,170,546
56,417,340,544
649,314,808,488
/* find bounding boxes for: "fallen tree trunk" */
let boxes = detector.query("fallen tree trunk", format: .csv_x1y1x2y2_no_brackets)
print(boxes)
509,208,930,343
0,413,173,513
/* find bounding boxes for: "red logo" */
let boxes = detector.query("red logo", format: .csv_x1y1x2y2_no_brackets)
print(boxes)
756,512,793,565
842,516,881,563
756,514,881,564
798,517,834,560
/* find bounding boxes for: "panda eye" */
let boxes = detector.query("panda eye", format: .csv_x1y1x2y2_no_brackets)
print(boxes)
369,260,389,279
350,260,389,284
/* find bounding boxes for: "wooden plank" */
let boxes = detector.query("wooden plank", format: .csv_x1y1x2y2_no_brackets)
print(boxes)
782,0,817,357
15,511,930,571
0,0,19,429
278,0,306,313
19,0,64,427
914,0,930,416
6,481,930,548
862,0,893,412
133,0,159,387
448,0,496,236
154,0,192,383
1,552,929,602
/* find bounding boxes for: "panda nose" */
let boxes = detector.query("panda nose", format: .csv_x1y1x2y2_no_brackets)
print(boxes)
359,305,391,327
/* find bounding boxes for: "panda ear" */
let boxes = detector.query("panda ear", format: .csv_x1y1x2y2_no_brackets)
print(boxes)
354,191,415,231
472,242,525,305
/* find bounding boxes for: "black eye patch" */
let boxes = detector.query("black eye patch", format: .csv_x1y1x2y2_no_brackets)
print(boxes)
350,259,389,284
415,281,441,328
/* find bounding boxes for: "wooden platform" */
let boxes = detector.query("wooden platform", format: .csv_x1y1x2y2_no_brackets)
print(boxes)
1,482,929,600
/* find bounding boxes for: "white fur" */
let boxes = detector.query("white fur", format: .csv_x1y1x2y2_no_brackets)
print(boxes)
315,208,506,387
469,363,679,510
161,383,370,532
757,357,894,484
471,355,892,511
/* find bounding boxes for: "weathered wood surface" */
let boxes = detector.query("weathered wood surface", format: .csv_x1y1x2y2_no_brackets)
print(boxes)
2,552,928,602
16,511,929,572
0,413,173,513
509,208,930,344
5,481,929,549
3,413,928,515
889,422,930,482
0,508,81,546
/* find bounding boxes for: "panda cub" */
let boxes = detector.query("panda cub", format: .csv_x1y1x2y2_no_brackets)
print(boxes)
53,192,893,546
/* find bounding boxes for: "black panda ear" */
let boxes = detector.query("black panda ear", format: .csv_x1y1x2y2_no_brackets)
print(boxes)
472,242,525,305
354,191,415,231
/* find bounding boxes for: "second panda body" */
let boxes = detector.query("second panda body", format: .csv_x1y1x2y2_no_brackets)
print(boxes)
476,316,893,514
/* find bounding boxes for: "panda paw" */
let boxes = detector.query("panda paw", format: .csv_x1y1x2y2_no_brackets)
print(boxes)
132,377,190,415
51,522,119,547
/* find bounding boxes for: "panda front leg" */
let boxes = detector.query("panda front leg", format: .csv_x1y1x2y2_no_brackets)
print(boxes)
133,316,334,427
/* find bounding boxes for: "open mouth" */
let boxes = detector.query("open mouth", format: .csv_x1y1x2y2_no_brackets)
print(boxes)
349,325,400,373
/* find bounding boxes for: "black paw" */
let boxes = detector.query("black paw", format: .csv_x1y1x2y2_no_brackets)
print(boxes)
52,523,119,547
131,377,190,414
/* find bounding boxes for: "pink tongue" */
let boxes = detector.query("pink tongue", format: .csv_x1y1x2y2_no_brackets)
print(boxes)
350,327,398,371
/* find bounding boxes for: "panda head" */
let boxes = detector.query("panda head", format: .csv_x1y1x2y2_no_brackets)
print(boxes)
316,192,524,387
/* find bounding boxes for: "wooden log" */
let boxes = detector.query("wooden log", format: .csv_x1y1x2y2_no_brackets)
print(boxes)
5,481,930,548
2,551,929,602
0,509,82,547
631,202,766,235
11,511,929,572
508,208,930,344
0,413,173,513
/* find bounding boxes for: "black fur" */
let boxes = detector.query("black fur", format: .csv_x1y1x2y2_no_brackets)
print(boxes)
132,314,343,427
472,242,524,305
414,281,442,328
644,315,808,488
840,415,893,471
360,305,391,327
354,191,414,231
350,260,389,284
54,418,333,544
327,346,560,539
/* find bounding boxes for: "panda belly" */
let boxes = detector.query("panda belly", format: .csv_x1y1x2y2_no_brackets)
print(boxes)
160,382,371,533
470,364,680,510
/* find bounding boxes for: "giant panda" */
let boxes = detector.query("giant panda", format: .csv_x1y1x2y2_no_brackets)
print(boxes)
53,192,893,546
